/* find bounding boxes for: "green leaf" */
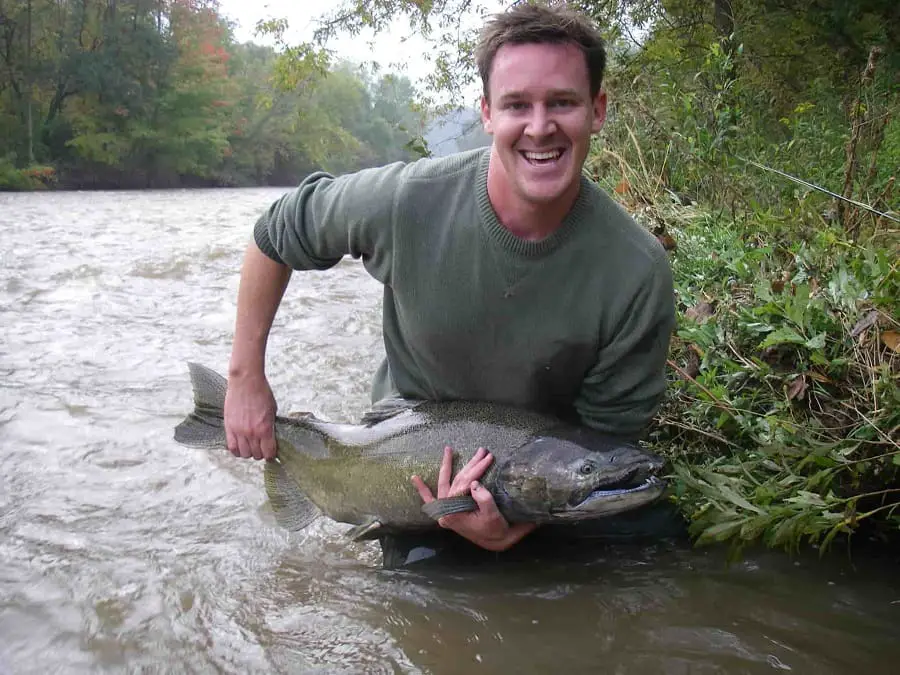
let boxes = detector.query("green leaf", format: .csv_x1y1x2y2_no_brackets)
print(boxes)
805,333,826,349
716,484,765,514
754,280,773,302
759,327,806,349
698,517,752,543
785,490,827,508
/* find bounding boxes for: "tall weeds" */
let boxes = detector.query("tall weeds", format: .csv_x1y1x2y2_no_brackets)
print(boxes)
593,37,899,555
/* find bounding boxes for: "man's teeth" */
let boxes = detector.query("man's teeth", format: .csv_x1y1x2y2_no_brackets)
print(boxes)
523,150,561,161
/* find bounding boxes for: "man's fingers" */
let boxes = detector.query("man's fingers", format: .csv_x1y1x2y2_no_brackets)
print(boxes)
261,433,277,461
469,481,499,513
437,446,453,494
226,429,240,457
410,475,435,503
467,450,494,481
250,440,263,461
244,429,266,460
236,436,252,459
450,452,493,494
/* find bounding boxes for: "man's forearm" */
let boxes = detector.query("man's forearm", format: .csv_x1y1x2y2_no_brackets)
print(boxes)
229,241,292,378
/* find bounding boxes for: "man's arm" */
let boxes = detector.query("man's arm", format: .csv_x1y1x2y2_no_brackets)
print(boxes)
575,251,676,438
223,241,292,461
224,163,408,460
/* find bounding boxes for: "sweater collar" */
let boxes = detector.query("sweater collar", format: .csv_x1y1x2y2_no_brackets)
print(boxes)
475,148,593,257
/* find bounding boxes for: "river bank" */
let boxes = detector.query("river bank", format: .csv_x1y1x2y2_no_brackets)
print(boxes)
0,162,304,191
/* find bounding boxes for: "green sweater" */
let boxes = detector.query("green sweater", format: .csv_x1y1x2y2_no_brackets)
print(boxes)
254,148,674,438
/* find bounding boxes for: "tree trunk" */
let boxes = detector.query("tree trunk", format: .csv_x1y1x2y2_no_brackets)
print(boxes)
25,0,34,164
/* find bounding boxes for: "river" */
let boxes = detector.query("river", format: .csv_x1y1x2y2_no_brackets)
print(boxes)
1,189,897,674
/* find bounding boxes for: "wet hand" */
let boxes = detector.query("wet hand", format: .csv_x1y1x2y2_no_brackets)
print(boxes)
411,447,536,552
223,371,277,460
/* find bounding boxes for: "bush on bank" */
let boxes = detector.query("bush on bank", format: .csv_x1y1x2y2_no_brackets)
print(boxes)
646,202,897,556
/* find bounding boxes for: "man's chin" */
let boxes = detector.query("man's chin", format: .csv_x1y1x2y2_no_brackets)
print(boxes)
518,179,576,206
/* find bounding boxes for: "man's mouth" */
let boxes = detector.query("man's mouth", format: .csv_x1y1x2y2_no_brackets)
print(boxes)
520,148,565,166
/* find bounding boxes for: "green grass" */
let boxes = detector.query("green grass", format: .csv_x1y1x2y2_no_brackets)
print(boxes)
645,206,898,557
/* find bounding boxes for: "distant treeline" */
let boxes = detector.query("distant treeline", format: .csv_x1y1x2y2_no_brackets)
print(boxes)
0,0,435,189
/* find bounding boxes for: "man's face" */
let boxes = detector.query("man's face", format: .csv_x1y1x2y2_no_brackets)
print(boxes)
481,41,606,208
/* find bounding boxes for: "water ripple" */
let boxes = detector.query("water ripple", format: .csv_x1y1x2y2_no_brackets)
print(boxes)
0,189,898,674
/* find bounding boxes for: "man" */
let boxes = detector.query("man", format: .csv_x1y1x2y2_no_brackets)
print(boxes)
223,4,675,557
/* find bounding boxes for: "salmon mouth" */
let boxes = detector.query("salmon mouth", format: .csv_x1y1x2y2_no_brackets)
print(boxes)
588,473,664,498
555,475,666,517
556,456,667,518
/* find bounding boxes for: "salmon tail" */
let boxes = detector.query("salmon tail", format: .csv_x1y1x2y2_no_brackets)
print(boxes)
173,362,228,448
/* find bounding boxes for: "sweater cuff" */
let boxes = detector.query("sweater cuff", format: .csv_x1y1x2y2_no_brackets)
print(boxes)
253,214,285,265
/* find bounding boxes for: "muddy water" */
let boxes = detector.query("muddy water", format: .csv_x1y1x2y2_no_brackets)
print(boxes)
0,189,897,674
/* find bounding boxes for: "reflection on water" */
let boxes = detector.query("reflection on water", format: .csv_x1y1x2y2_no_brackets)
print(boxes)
0,189,897,674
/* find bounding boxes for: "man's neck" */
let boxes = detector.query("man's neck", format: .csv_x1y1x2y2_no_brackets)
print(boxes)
485,148,581,241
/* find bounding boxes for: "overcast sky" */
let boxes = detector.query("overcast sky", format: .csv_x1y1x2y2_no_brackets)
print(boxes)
217,0,504,93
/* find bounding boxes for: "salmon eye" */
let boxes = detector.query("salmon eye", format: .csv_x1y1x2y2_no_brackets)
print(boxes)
579,462,595,475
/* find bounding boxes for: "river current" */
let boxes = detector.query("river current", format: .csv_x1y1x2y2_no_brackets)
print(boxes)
0,189,897,674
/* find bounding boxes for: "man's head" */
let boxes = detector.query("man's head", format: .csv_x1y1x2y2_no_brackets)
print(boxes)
475,4,607,102
477,4,608,214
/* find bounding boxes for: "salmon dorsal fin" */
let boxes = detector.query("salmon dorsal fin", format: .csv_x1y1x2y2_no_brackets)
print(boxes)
264,459,320,531
359,397,424,426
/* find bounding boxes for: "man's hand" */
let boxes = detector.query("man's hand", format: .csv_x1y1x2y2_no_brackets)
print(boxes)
223,371,278,460
411,447,536,552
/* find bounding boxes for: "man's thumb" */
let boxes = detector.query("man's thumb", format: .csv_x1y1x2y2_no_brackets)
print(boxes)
470,481,495,510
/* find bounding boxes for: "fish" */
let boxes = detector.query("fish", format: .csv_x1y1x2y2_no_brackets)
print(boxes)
174,363,667,541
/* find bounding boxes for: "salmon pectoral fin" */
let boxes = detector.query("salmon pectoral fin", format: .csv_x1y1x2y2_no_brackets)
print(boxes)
421,496,478,520
264,459,320,531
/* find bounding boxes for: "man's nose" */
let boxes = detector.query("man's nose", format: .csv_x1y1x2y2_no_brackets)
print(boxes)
524,105,558,138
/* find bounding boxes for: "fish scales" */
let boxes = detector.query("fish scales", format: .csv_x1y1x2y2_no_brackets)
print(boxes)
276,407,550,528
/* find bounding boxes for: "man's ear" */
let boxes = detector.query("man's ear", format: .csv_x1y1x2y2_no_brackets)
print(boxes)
481,95,494,135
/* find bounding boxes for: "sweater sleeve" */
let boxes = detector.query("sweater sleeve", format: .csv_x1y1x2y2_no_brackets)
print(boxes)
253,161,407,284
574,251,675,439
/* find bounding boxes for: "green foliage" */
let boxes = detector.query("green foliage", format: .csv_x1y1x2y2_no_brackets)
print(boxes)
648,205,899,556
0,155,56,190
0,1,428,188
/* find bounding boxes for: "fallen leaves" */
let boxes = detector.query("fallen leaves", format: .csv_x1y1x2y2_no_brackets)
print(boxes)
685,301,716,324
882,331,900,352
850,310,880,338
786,375,808,401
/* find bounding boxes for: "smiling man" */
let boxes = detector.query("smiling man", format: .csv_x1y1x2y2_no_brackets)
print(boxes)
223,4,676,560
481,40,606,240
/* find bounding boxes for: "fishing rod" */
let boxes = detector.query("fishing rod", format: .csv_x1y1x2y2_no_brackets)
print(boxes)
739,157,899,223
